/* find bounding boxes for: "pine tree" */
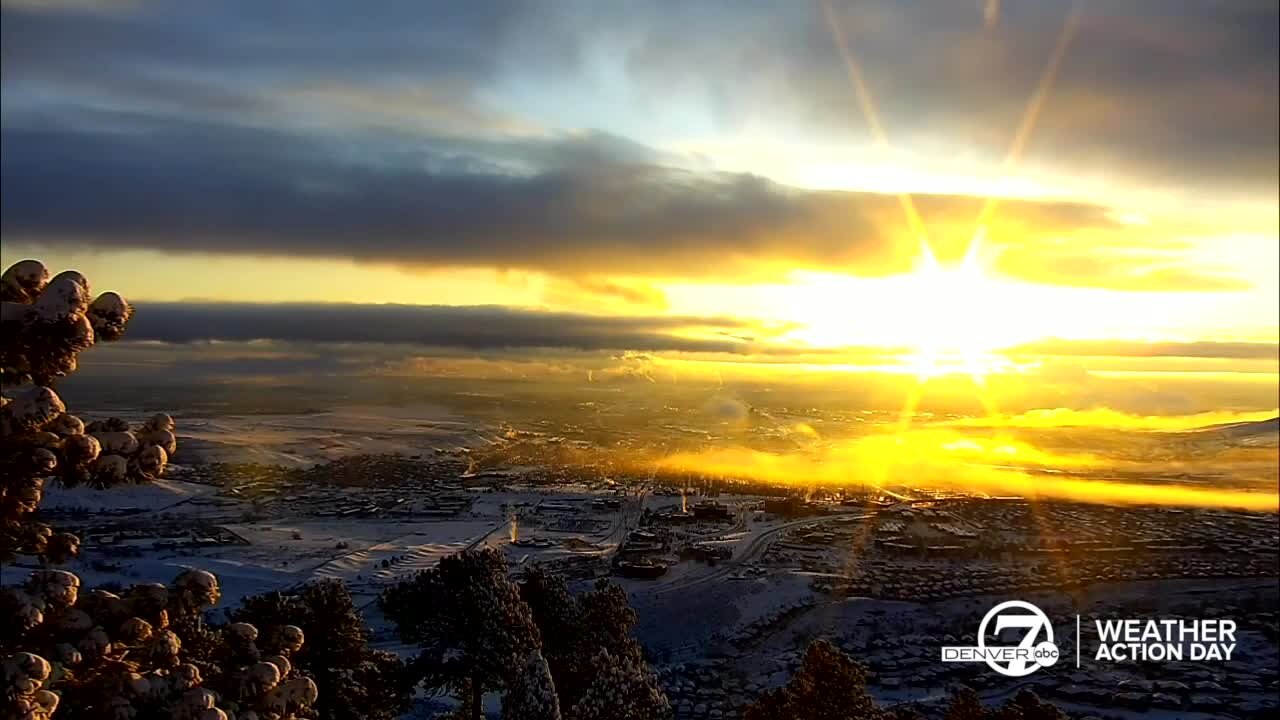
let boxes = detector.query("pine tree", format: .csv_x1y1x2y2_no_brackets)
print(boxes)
502,649,561,720
564,648,670,720
235,579,410,720
575,579,640,658
0,260,325,720
741,640,886,720
381,547,541,720
943,686,988,720
519,569,666,714
3,566,319,720
1,260,158,564
518,566,591,710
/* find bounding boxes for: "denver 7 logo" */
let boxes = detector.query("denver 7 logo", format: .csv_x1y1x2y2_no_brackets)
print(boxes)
977,601,1059,677
943,600,1060,677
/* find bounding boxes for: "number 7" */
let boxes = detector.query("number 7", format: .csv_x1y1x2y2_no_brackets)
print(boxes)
995,615,1043,649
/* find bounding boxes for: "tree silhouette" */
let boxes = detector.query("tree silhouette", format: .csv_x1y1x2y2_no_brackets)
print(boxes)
518,567,587,706
235,579,409,720
518,568,669,718
381,547,541,719
2,260,165,564
0,260,319,719
943,686,988,720
741,641,1071,720
564,647,670,720
502,649,561,720
742,640,886,720
382,556,673,720
3,566,317,720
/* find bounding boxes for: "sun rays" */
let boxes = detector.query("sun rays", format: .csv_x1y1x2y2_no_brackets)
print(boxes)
809,0,1094,520
818,0,1087,427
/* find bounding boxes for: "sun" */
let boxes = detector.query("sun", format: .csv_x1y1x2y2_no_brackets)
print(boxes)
783,239,1021,381
899,241,1012,381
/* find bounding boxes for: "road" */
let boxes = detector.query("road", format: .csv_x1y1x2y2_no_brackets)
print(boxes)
600,485,652,552
650,511,871,596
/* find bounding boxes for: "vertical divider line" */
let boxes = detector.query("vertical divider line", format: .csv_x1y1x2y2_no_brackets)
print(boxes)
1076,615,1081,668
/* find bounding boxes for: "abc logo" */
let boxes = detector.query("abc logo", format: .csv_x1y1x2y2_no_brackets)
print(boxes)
1033,641,1060,666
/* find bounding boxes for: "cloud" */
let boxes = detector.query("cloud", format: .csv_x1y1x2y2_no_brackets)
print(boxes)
0,119,882,276
1,0,133,11
0,1,528,91
546,277,669,309
279,83,541,138
1006,339,1280,361
2,116,1154,284
2,2,1269,294
614,0,1278,193
992,243,1253,292
3,0,1272,202
93,299,1280,373
120,302,770,353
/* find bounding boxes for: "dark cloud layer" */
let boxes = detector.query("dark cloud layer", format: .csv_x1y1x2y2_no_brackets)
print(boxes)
611,0,1278,192
3,1,1273,191
123,302,762,353
116,302,1280,364
0,117,1124,278
0,0,1273,292
1008,339,1280,361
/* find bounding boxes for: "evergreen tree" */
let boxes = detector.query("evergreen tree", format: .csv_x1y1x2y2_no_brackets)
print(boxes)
943,686,988,720
0,261,328,720
1,260,155,564
564,648,670,720
235,579,409,720
381,547,541,720
575,580,640,659
3,567,318,720
519,569,666,715
502,649,561,720
741,640,886,720
518,567,589,708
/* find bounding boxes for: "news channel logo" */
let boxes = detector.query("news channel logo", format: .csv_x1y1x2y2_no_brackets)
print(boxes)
941,600,1060,677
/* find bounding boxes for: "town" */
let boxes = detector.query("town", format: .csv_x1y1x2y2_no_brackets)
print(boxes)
32,450,1280,719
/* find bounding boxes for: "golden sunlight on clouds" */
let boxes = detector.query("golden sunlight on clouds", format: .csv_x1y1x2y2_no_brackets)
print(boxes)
662,255,1275,353
3,247,548,306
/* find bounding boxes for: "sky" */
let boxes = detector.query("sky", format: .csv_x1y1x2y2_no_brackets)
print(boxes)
2,0,1277,402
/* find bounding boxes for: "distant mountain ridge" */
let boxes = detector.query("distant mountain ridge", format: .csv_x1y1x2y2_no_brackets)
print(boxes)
1199,416,1279,433
1195,416,1280,446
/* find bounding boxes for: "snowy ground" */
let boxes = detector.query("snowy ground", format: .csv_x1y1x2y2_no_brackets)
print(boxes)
14,404,1277,718
28,484,1280,716
31,483,636,614
176,405,501,467
41,477,219,513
